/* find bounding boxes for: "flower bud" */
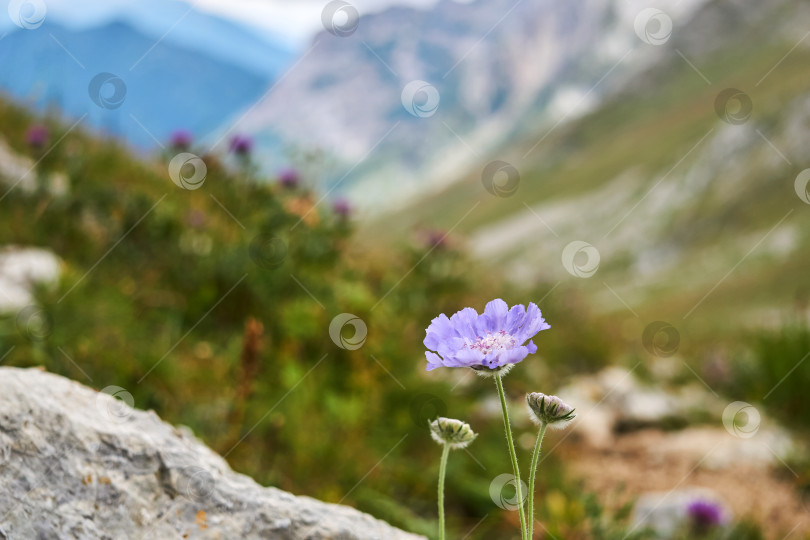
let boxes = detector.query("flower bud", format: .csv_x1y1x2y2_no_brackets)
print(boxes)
526,393,575,429
429,417,478,449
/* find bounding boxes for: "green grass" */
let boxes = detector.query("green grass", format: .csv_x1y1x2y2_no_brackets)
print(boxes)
726,323,810,429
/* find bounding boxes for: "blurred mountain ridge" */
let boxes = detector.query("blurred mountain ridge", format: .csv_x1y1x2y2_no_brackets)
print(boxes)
228,0,709,207
370,0,810,330
0,18,284,148
0,0,295,77
0,0,296,148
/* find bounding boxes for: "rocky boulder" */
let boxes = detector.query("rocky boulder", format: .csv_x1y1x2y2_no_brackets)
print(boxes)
0,366,425,540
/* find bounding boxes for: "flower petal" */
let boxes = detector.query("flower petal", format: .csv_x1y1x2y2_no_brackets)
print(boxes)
505,304,527,334
489,345,530,367
451,347,486,367
436,336,465,361
425,351,444,371
449,307,480,340
424,313,455,350
515,302,550,343
483,298,509,330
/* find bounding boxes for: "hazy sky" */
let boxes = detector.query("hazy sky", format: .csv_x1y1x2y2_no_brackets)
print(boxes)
21,0,444,47
193,0,441,44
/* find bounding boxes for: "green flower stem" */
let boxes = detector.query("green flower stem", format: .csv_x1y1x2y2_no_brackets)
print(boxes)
527,423,548,540
438,442,450,540
495,372,528,540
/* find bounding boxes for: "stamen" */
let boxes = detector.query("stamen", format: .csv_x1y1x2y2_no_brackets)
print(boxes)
465,330,516,355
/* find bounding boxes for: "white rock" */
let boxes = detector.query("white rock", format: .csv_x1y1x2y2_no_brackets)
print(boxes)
0,367,425,540
557,366,684,447
0,246,61,313
0,138,36,193
557,367,800,470
665,426,797,470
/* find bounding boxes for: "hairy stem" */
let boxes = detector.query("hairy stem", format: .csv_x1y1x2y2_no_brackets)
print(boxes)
527,423,548,539
495,372,528,540
438,443,450,540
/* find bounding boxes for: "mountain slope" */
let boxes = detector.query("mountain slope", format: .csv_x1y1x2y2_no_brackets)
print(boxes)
229,0,709,206
368,0,810,342
0,21,272,148
236,0,600,198
0,0,295,79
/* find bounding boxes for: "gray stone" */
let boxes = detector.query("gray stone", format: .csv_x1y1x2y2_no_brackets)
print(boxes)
556,366,800,470
557,366,716,447
0,367,425,540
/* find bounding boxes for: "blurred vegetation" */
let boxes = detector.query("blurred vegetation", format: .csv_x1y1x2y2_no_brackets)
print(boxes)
363,24,810,352
726,323,810,430
0,93,787,539
0,96,614,539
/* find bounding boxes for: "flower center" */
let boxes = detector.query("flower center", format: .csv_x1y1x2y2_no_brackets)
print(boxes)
467,330,516,355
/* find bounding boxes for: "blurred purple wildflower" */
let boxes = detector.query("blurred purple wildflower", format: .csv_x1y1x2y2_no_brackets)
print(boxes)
687,499,726,533
26,125,49,149
424,229,448,249
169,130,193,150
424,299,550,371
278,168,300,188
333,198,351,217
229,135,253,156
186,210,208,229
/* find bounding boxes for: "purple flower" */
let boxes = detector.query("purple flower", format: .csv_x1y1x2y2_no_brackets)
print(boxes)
333,198,351,217
229,135,253,156
424,299,550,372
422,229,448,249
686,500,726,532
186,210,208,229
169,130,193,150
278,168,300,188
26,125,49,148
